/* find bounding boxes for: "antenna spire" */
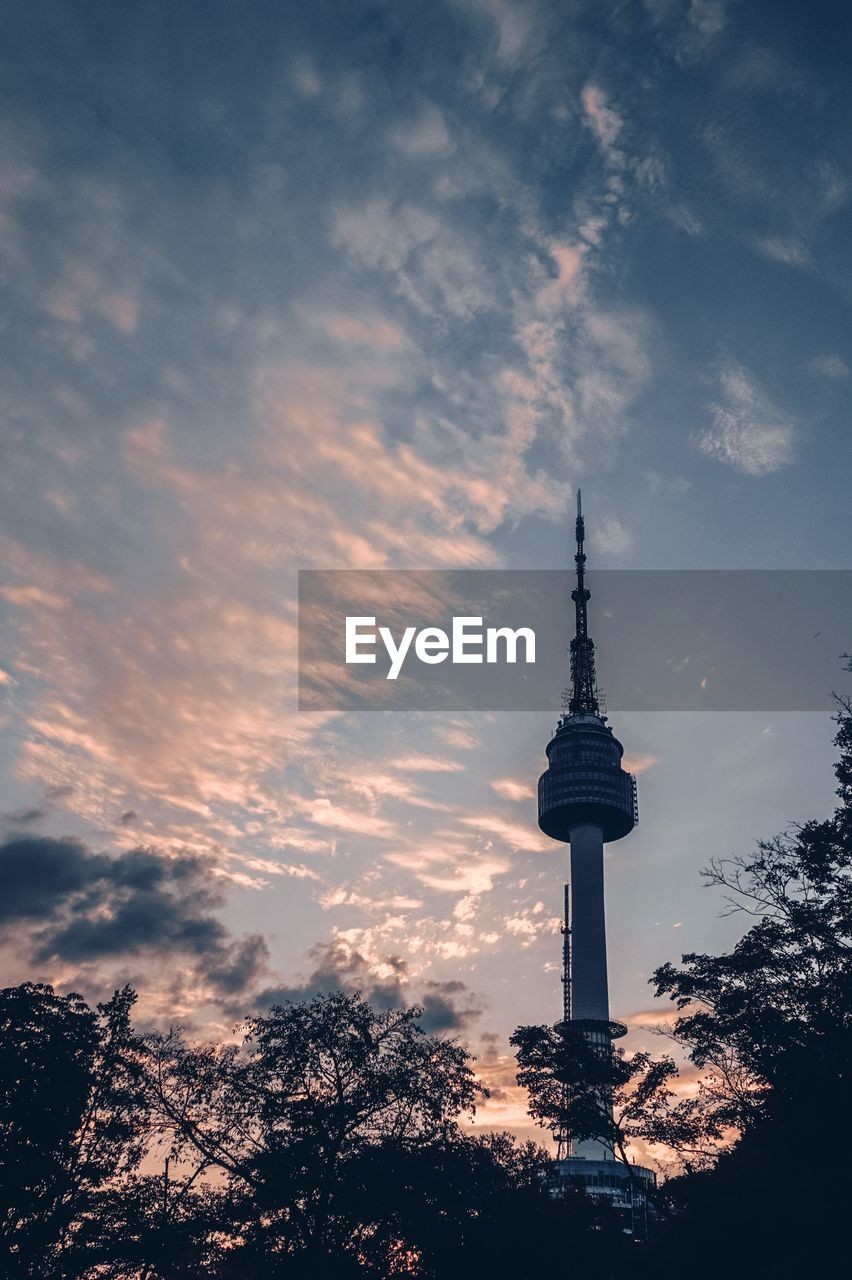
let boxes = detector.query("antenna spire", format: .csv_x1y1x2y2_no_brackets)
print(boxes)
568,489,599,715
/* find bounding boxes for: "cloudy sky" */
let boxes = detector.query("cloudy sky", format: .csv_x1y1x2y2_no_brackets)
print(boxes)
1,0,850,1143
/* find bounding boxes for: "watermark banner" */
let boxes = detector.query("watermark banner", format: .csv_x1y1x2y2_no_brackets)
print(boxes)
298,570,852,712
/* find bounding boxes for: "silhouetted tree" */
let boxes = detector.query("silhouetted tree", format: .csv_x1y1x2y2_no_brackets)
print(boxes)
336,1129,631,1280
510,1018,699,1183
644,669,852,1276
0,982,148,1278
653,688,852,1139
0,981,631,1278
145,991,485,1275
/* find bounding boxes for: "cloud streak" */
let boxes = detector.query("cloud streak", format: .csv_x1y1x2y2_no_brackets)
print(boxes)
696,360,795,476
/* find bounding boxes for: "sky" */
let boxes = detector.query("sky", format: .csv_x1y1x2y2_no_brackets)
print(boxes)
0,0,850,1147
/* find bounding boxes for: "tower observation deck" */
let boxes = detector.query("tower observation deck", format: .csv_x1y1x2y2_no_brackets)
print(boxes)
538,494,654,1233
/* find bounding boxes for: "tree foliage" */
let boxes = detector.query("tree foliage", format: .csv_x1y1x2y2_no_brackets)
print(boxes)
643,673,852,1275
511,1019,683,1170
0,984,634,1277
144,992,484,1273
653,680,852,1139
0,982,147,1278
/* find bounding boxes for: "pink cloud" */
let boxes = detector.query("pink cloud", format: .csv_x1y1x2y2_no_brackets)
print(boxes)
490,777,535,802
99,293,139,333
459,813,548,853
322,313,408,352
622,751,657,776
536,242,585,312
390,754,465,772
581,84,623,149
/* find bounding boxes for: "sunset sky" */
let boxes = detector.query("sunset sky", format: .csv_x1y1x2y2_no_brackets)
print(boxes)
1,0,850,1142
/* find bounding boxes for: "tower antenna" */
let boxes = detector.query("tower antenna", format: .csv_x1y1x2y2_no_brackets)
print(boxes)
568,489,599,716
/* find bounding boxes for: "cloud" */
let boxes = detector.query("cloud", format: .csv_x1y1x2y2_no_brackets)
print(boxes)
332,198,494,321
535,243,586,312
43,267,140,337
257,937,483,1031
592,515,633,557
812,353,849,381
669,0,729,65
387,840,511,895
582,85,623,151
490,777,534,802
419,979,483,1031
667,202,705,238
320,885,423,913
472,1045,537,1134
510,298,654,473
205,935,268,996
621,752,657,776
1,805,46,827
0,835,268,998
0,288,562,870
290,55,322,99
321,313,409,352
699,121,769,203
0,522,321,863
434,722,480,751
389,104,455,156
458,813,547,853
455,0,538,67
816,161,849,215
503,902,558,947
5,333,537,857
335,762,456,814
299,796,399,838
98,293,138,333
754,236,813,270
696,360,795,475
390,754,465,773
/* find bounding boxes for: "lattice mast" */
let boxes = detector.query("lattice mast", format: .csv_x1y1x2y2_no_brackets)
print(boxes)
556,881,572,1161
560,882,571,1024
568,490,599,716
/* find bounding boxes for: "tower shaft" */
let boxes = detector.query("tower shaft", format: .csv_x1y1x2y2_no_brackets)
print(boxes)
568,823,609,1022
568,822,613,1161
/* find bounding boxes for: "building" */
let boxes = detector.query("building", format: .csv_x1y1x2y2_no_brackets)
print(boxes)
537,492,655,1237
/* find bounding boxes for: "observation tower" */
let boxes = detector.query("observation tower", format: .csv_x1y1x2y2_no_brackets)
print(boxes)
538,493,654,1231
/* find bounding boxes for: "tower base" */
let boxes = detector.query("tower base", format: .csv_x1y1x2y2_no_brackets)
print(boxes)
553,1157,656,1242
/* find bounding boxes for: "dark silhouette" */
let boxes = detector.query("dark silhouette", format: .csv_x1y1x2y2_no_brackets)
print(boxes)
0,986,628,1277
641,666,852,1276
511,1019,686,1173
0,984,147,1278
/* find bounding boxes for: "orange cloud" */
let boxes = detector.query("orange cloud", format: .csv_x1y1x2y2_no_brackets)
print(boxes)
490,777,535,802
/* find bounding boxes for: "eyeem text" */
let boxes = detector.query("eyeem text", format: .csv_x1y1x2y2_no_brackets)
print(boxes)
345,616,536,680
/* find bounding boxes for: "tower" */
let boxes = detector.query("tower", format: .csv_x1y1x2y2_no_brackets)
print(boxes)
538,494,654,1230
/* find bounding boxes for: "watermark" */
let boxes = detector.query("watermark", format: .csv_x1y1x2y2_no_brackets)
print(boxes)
345,616,536,679
298,569,852,712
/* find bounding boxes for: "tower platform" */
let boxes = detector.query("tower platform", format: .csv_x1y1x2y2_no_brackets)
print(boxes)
538,711,638,844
